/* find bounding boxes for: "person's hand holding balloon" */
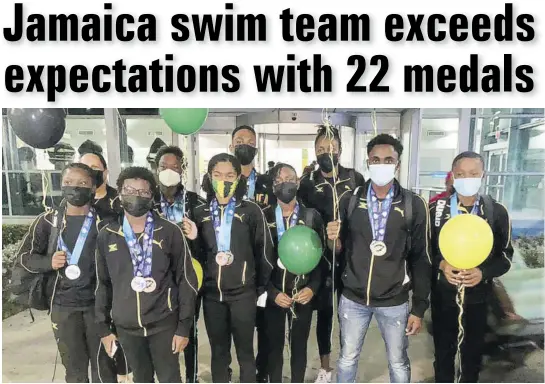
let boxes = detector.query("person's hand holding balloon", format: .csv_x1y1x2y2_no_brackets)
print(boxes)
326,221,340,241
294,287,314,305
275,293,293,308
440,260,462,286
460,268,483,287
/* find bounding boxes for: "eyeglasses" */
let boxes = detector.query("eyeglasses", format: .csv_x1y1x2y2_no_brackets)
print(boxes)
121,186,153,198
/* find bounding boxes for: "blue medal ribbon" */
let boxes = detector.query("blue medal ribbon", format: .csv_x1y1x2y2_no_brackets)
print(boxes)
57,209,95,266
367,185,394,242
160,189,186,223
210,197,236,252
275,203,300,240
244,169,257,200
123,213,155,278
450,194,479,218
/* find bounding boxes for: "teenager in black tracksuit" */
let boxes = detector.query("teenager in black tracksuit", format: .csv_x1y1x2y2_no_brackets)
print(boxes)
79,151,122,225
153,145,207,383
201,127,275,382
262,163,325,383
95,167,198,383
429,151,514,383
297,126,364,382
17,163,117,383
194,153,273,383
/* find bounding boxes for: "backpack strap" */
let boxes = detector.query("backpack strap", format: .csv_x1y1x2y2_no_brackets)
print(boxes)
348,169,357,191
481,194,495,227
346,186,364,220
402,189,414,252
303,208,314,228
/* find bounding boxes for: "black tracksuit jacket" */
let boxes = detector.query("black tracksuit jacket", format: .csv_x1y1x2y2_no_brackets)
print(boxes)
429,195,514,304
262,203,325,299
18,209,100,309
95,212,198,338
338,180,432,318
193,198,274,302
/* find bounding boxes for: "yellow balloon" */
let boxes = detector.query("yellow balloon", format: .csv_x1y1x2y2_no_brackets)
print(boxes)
439,214,493,270
191,258,203,290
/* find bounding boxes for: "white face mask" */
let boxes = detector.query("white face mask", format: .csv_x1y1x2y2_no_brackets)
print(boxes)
368,164,396,187
453,177,482,197
158,169,181,187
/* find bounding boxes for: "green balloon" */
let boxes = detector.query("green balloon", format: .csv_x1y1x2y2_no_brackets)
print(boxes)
159,108,208,135
278,225,322,275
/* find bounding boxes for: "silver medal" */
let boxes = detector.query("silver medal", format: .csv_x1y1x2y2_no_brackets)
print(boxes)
370,240,387,256
225,251,234,266
131,276,147,292
143,277,157,293
216,252,228,267
65,265,81,280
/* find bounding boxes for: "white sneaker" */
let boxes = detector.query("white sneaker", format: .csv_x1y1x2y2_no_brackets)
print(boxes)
315,368,332,383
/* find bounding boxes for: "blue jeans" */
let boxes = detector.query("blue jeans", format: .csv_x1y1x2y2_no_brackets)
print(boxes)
336,295,410,383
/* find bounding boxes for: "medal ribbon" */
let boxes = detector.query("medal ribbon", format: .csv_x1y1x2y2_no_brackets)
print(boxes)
57,209,95,266
275,203,300,240
123,213,155,278
161,189,186,223
367,185,394,242
245,169,257,200
450,194,479,218
210,197,236,252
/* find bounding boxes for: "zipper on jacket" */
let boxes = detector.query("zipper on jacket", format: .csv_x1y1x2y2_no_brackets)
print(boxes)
167,287,172,311
217,206,225,302
136,292,148,337
242,262,247,285
366,200,381,306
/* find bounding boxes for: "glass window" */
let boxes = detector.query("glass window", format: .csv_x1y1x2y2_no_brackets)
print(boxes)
2,114,107,216
122,118,174,170
417,118,459,199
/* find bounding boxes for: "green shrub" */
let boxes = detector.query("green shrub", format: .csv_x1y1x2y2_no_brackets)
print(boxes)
2,240,25,319
2,225,30,248
515,234,544,269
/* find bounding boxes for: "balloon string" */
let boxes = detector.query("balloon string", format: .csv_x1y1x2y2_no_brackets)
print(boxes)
322,109,340,349
41,170,52,214
371,109,378,137
455,284,465,383
286,276,300,363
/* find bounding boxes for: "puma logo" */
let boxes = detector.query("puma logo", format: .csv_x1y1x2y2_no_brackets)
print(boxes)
235,213,245,222
202,216,211,223
152,239,164,249
108,244,118,252
268,223,276,228
315,186,324,193
358,200,368,210
394,207,404,217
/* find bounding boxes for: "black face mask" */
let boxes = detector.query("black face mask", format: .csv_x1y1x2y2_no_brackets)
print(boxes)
234,144,257,166
317,153,339,173
62,186,94,207
121,195,153,217
273,182,298,204
91,169,104,188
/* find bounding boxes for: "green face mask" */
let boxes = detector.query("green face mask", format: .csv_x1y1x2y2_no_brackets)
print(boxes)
212,179,239,199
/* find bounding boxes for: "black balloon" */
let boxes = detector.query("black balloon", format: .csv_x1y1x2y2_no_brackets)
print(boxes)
7,108,66,149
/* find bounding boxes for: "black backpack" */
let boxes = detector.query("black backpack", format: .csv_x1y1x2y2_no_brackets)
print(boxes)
8,210,61,321
346,186,414,250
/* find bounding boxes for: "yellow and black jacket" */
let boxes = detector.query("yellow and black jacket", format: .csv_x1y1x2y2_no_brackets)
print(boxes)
95,212,198,338
429,195,514,304
262,203,325,300
193,198,274,302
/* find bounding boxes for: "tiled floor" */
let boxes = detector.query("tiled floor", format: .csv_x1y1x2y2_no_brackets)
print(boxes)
2,310,543,383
